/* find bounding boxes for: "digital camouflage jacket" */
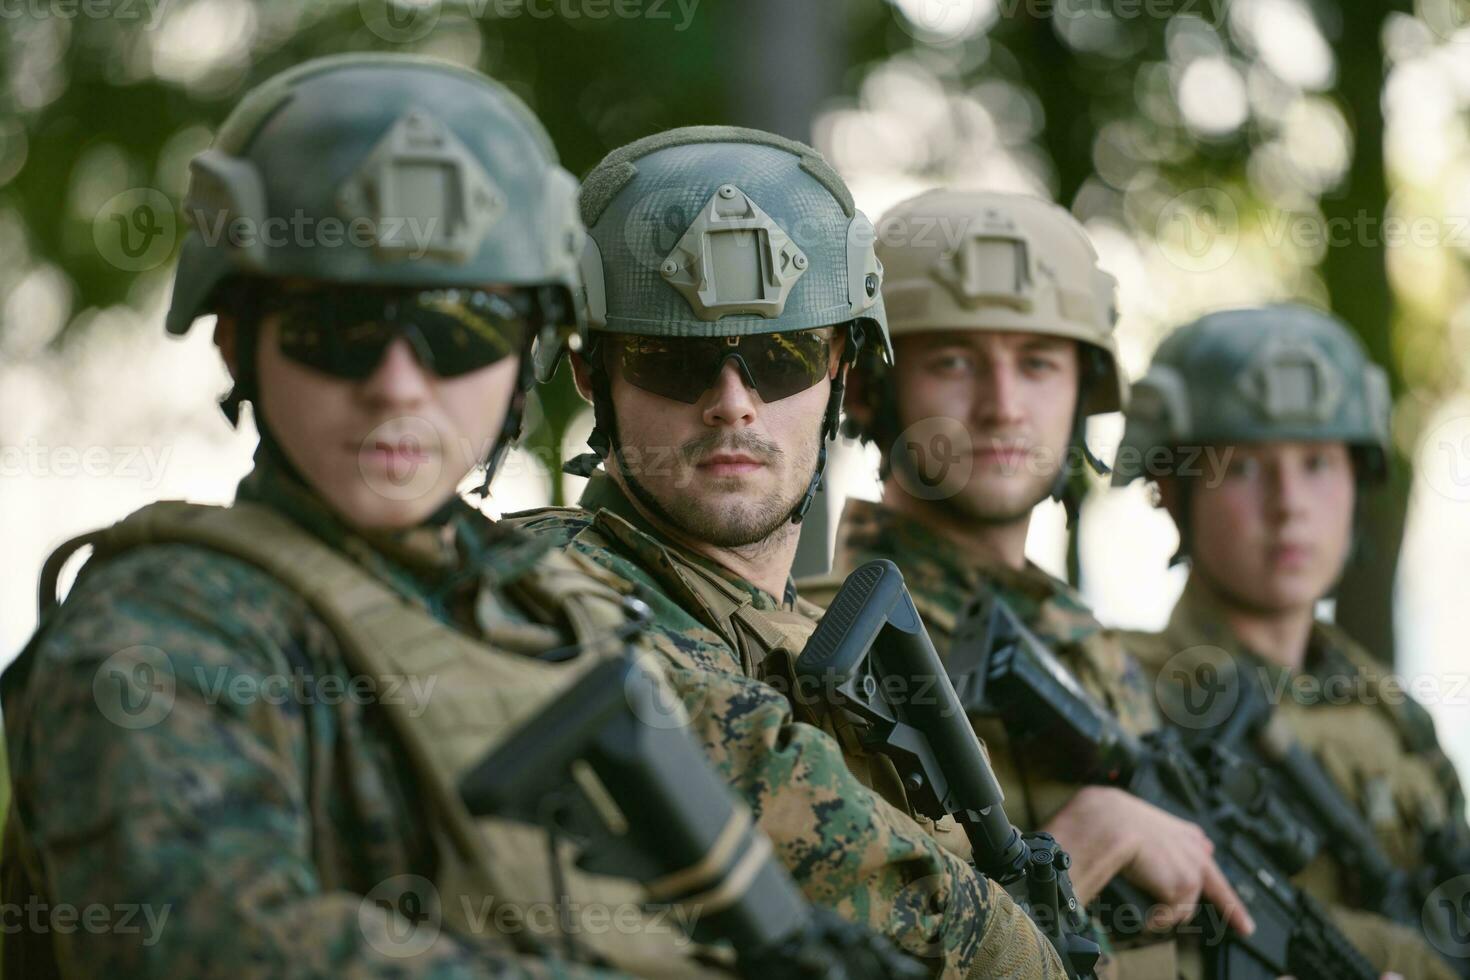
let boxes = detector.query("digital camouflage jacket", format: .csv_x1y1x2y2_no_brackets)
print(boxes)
507,472,1068,979
3,457,991,979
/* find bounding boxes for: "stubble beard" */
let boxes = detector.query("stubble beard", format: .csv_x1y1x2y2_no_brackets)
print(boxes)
619,428,820,551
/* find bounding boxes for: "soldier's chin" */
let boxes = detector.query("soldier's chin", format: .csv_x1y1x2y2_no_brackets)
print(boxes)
326,483,451,531
677,497,794,549
952,475,1051,525
1255,569,1330,612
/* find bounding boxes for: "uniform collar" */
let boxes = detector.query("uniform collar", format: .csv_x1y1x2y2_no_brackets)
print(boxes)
835,498,1068,602
578,469,797,609
1167,571,1360,684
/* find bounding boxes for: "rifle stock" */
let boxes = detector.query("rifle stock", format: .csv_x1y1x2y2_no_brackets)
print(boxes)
795,559,1101,979
460,655,926,980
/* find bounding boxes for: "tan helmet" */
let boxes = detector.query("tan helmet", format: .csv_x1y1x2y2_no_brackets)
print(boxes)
875,188,1125,415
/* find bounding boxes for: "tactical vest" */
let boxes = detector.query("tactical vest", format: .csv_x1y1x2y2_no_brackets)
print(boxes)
585,511,820,677
15,501,734,979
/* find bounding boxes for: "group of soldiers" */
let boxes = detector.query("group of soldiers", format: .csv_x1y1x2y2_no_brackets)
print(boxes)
1,52,1465,979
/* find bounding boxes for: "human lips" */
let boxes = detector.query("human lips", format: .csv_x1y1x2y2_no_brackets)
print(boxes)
697,452,765,476
356,438,435,473
972,442,1028,469
1267,541,1314,569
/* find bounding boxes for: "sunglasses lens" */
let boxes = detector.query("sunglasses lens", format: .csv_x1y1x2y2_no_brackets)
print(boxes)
409,289,528,377
747,331,833,402
271,287,529,380
613,330,834,404
614,336,719,403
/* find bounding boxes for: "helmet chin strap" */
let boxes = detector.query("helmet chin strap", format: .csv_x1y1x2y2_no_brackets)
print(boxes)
1051,357,1111,528
470,346,535,500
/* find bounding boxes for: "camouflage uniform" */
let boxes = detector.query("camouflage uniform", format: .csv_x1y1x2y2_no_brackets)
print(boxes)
1115,304,1468,979
3,458,638,978
4,452,1013,977
1,54,991,980
508,476,1067,979
821,189,1180,977
1124,574,1467,980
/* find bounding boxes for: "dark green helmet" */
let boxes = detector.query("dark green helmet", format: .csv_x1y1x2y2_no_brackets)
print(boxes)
560,126,889,523
168,52,583,337
1113,304,1392,486
165,53,584,488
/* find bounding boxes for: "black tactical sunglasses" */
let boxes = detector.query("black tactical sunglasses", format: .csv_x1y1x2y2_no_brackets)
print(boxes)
608,329,838,404
261,284,533,380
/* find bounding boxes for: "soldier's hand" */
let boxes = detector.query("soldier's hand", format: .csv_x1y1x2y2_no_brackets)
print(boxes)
1043,786,1256,937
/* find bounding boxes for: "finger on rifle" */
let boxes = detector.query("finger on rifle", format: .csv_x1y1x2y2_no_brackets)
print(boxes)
1201,858,1255,937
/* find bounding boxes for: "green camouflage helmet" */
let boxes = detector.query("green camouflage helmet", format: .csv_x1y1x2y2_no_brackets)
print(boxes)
539,124,890,380
167,52,583,337
560,126,889,523
165,53,584,487
1113,304,1392,486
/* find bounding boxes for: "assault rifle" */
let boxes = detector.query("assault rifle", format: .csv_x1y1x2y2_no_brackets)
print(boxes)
1169,660,1470,977
460,655,927,980
949,586,1380,980
792,559,1101,980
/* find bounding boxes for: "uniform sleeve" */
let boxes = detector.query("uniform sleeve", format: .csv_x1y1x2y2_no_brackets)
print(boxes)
3,545,626,980
658,661,1067,979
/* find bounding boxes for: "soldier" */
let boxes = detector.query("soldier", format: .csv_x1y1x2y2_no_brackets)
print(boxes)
1114,304,1467,980
1,57,975,978
510,128,1067,977
801,189,1256,977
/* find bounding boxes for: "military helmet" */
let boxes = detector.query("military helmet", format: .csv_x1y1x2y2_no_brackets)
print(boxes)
167,52,583,337
1113,304,1392,486
166,53,584,491
874,189,1124,415
539,125,890,381
561,126,886,523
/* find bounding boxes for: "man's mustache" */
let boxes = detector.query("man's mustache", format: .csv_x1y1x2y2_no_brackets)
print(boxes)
679,431,784,466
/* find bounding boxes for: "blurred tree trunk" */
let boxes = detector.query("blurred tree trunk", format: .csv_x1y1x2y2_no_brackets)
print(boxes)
1011,11,1098,586
719,0,845,142
1320,8,1407,662
721,0,847,578
1022,11,1095,208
